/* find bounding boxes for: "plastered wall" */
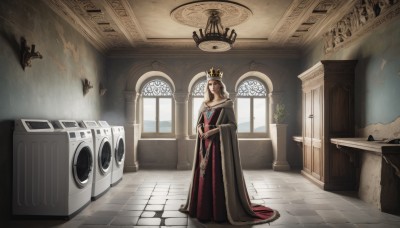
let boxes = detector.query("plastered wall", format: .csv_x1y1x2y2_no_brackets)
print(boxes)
0,0,105,222
301,17,400,138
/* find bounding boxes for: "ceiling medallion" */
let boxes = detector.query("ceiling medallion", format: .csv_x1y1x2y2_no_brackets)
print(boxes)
171,1,252,52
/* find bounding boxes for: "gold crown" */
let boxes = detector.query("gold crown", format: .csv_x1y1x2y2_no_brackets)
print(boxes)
206,67,223,81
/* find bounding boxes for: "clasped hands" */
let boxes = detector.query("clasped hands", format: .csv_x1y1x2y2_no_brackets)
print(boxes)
197,126,219,139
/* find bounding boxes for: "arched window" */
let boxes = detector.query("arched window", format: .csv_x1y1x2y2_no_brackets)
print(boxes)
190,80,206,135
141,79,173,135
236,78,268,135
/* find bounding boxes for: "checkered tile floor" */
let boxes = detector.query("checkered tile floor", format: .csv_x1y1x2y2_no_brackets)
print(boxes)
7,170,400,227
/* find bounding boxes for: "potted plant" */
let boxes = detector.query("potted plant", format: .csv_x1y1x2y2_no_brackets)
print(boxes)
273,103,286,124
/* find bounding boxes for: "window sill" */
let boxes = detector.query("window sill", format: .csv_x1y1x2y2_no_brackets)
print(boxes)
239,138,271,140
186,137,271,141
141,134,175,138
139,138,177,140
237,135,269,138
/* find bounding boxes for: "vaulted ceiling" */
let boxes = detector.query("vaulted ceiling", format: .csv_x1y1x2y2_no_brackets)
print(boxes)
42,0,377,54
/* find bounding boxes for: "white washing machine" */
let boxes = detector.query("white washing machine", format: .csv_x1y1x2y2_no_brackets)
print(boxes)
13,119,94,218
79,120,112,200
98,121,125,186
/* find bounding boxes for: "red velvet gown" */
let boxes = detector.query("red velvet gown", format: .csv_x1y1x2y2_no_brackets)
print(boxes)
188,107,227,222
188,107,277,223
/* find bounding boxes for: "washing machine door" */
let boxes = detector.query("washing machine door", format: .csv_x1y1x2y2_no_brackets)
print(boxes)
98,138,112,175
73,142,93,188
114,137,125,167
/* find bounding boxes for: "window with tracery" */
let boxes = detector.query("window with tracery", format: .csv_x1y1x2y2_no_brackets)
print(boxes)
236,79,268,134
237,79,267,97
142,79,173,96
191,80,206,135
142,79,173,134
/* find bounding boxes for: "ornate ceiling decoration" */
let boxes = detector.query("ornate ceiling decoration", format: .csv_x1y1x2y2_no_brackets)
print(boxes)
170,1,252,28
171,1,252,52
41,0,400,55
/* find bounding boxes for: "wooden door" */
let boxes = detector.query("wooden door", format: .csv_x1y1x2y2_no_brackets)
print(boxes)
303,90,312,174
311,86,323,180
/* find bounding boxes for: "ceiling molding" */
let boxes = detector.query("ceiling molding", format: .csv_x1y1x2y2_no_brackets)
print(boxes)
103,0,147,44
42,0,108,51
106,48,300,59
269,0,318,43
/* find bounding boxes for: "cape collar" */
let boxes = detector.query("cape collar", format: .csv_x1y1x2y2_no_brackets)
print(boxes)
201,99,232,112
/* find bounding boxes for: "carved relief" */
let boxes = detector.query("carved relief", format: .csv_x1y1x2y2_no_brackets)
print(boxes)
323,0,399,54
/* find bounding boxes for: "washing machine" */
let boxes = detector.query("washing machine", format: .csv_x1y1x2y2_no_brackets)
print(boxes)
79,120,112,200
98,121,125,186
13,119,94,218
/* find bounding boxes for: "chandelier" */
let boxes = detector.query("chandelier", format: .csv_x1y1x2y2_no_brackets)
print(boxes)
192,10,237,52
171,1,252,52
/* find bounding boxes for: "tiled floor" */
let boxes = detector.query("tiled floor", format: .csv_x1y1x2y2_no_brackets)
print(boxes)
7,170,400,227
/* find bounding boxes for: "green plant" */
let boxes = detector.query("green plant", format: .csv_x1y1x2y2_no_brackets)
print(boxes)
274,103,286,124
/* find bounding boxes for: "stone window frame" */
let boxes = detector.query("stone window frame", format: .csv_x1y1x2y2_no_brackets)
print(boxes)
140,77,175,138
235,76,269,138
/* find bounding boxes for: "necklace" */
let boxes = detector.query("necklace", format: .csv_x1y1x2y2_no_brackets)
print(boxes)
205,108,214,120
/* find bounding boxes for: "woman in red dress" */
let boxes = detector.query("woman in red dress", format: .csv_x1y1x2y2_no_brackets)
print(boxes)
180,68,280,225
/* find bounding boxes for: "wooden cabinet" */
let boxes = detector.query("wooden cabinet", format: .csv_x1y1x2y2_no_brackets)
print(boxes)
298,60,358,190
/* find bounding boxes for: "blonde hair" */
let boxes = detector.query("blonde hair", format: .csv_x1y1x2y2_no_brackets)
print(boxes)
204,80,229,103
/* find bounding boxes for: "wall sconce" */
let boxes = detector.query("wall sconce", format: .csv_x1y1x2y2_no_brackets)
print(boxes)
99,83,107,96
20,37,43,70
82,79,93,96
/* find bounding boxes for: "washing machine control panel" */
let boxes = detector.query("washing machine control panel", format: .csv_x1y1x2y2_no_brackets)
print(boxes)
52,120,80,130
97,120,110,128
68,130,92,140
82,120,98,128
15,119,54,132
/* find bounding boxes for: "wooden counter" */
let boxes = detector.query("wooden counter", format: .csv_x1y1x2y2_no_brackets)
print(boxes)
330,137,400,154
330,137,400,214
